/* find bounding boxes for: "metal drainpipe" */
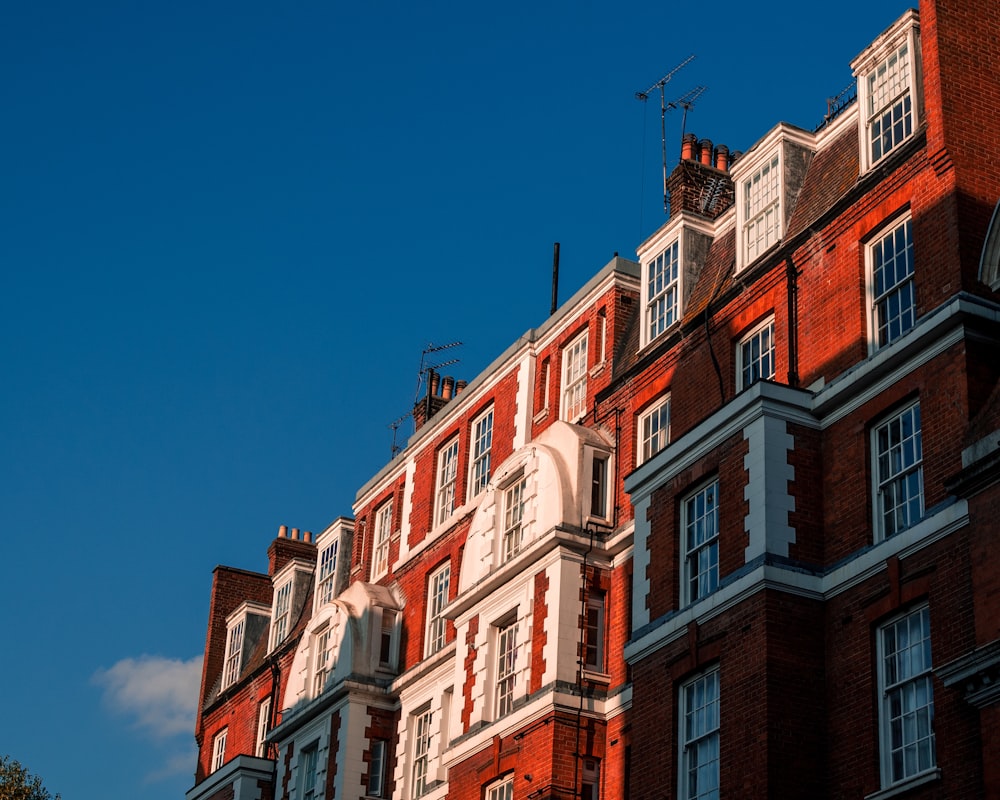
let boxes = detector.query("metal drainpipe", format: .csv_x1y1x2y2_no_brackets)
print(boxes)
573,523,598,800
786,256,800,387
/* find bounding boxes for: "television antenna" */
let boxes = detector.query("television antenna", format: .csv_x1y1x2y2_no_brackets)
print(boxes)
389,411,412,458
413,341,463,408
635,55,697,214
385,341,464,458
669,85,707,153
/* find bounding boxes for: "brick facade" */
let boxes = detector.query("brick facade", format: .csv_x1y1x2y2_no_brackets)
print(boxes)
187,3,1000,799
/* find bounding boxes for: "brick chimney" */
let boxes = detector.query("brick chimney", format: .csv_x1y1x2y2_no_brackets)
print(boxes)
667,132,735,220
413,368,465,431
267,524,317,576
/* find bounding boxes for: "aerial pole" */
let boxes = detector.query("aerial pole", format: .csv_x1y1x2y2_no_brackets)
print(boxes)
635,55,695,214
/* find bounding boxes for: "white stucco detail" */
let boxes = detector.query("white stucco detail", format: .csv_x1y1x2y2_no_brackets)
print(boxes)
513,353,533,450
331,699,370,800
459,421,612,592
284,582,399,711
394,658,456,800
743,414,796,561
400,457,417,559
553,557,586,684
632,495,652,630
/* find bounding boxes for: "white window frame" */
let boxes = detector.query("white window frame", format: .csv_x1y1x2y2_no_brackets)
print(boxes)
877,605,935,788
313,624,334,696
867,215,916,352
500,475,527,563
678,667,720,800
742,152,781,266
495,619,519,718
597,309,608,364
368,738,388,798
588,450,611,522
300,741,319,800
434,438,460,526
211,728,227,773
561,329,589,422
637,395,671,466
737,317,775,390
645,239,680,344
316,538,338,608
372,499,393,579
222,617,245,689
469,407,494,499
425,562,451,657
270,580,293,650
378,608,398,670
583,591,606,673
872,402,923,541
255,697,271,758
411,707,433,798
853,11,920,172
487,775,514,800
581,758,601,800
682,479,720,606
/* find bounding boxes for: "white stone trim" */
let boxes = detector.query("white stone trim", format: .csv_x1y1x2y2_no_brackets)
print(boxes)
624,499,968,664
743,414,796,561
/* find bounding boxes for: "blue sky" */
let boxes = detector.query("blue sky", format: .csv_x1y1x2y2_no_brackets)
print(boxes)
1,2,908,797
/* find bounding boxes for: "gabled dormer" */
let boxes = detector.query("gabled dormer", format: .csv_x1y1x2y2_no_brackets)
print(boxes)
313,518,353,612
221,600,271,690
637,212,715,350
851,9,922,174
732,123,815,273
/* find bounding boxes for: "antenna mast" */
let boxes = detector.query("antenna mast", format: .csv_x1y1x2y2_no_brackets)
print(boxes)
669,85,707,154
636,55,695,215
387,341,464,458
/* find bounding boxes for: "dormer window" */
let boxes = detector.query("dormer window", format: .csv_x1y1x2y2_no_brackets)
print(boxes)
317,538,338,606
314,519,351,611
646,240,679,344
638,215,713,348
853,10,921,172
271,581,292,647
222,618,244,689
269,559,312,652
221,601,270,689
743,153,780,264
733,125,814,272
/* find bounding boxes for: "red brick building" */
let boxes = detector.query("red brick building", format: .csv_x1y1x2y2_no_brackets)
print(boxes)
187,2,1000,799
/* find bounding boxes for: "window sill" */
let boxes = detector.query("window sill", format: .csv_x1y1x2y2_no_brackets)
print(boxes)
864,768,940,800
581,669,611,685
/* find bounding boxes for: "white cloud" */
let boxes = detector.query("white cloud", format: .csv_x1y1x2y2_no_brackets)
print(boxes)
93,654,203,740
144,746,198,784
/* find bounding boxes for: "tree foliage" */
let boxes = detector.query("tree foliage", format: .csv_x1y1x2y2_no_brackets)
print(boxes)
0,757,60,800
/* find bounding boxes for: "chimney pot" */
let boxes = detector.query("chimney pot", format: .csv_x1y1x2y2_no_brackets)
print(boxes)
291,527,300,540
303,531,312,543
442,376,454,400
681,133,697,161
430,369,440,397
716,144,730,172
456,380,467,395
699,139,713,166
278,524,288,539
